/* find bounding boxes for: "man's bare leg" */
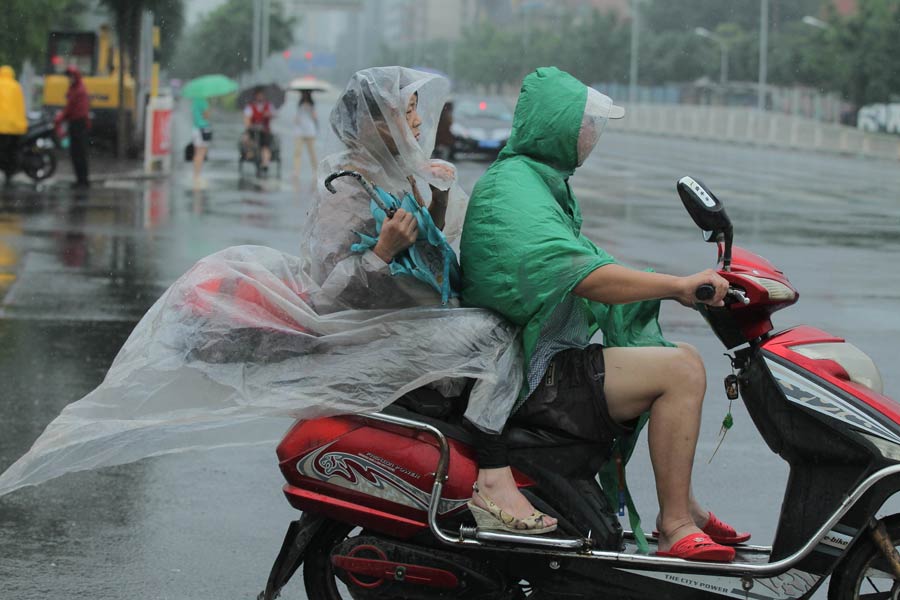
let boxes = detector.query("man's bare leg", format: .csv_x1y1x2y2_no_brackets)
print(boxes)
602,345,708,552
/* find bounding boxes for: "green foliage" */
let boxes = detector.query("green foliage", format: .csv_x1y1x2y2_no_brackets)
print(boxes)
0,0,90,72
376,0,898,107
831,0,900,105
170,0,295,79
150,0,186,68
641,0,825,34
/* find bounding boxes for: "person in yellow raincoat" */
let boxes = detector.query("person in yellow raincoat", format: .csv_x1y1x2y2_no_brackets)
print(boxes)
0,65,27,186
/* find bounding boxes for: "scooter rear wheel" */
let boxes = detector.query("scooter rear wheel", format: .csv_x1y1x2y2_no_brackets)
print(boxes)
302,520,360,600
829,515,900,600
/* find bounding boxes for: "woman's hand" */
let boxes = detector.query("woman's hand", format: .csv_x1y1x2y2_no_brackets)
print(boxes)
675,269,730,307
373,209,418,263
428,160,456,183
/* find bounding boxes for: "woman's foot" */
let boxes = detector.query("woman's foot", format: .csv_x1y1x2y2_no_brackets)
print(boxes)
469,482,557,535
471,467,557,530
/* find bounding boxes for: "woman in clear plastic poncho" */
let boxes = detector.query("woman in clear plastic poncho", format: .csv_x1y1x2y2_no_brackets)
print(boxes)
300,67,465,313
0,68,523,501
300,67,554,531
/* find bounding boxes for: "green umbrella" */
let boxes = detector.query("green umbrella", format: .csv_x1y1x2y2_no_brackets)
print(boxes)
181,74,239,99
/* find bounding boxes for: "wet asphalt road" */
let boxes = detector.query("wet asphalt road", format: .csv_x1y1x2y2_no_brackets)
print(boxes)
0,104,899,599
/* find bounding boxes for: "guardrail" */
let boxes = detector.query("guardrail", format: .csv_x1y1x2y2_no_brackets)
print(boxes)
609,104,900,162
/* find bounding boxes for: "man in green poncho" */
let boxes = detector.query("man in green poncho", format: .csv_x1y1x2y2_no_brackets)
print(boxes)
461,67,747,562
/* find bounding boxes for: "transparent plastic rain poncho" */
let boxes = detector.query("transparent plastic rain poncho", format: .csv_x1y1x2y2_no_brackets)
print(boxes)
0,67,522,497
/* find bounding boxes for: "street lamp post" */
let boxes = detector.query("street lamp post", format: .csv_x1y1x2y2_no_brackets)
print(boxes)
758,0,769,111
251,0,261,75
629,0,640,103
694,27,728,85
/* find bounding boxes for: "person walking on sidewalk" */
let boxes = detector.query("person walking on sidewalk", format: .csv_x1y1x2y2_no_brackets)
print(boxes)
292,90,317,182
54,66,91,189
191,97,212,188
0,65,27,186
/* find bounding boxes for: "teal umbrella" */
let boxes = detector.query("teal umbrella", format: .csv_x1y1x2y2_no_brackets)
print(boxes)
181,74,239,99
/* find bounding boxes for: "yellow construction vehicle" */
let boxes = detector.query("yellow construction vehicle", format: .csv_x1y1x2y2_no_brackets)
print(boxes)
42,25,135,143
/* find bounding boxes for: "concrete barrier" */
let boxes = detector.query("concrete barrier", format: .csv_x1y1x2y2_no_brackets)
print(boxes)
609,104,900,162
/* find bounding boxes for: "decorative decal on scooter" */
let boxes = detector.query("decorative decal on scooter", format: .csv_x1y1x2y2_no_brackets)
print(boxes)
295,441,468,515
765,358,900,446
619,568,819,600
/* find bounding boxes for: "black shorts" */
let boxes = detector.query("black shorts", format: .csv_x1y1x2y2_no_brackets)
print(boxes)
514,344,631,448
257,130,273,148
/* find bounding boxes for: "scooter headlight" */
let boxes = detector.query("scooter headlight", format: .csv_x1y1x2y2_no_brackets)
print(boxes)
743,275,796,301
792,341,884,394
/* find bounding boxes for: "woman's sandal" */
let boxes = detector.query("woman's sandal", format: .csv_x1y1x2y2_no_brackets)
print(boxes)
653,511,751,546
655,531,736,562
467,483,558,535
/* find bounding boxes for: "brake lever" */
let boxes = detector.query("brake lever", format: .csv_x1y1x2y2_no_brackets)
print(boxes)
726,288,750,305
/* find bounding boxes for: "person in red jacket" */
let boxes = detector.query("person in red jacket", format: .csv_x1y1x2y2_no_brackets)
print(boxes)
54,66,91,189
243,87,276,174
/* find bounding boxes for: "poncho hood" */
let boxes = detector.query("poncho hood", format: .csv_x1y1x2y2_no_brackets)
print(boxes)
326,67,451,192
499,66,586,175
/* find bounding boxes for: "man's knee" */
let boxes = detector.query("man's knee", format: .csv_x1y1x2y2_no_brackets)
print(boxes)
668,346,707,397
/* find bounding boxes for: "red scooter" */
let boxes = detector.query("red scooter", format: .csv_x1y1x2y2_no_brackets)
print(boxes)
258,177,900,600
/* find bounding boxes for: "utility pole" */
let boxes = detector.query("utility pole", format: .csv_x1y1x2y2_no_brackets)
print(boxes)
758,0,769,111
629,0,640,103
251,0,261,76
261,0,270,71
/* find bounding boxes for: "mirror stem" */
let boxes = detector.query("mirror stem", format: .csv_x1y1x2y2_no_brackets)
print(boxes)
722,228,734,272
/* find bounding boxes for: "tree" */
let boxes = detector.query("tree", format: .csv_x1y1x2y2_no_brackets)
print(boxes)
99,0,186,155
641,0,827,35
171,0,295,80
0,0,89,72
830,0,900,106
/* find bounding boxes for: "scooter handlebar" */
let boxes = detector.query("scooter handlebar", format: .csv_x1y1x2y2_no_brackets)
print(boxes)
695,284,716,302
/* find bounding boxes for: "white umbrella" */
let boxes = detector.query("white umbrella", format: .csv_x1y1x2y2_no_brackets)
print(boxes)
288,77,332,92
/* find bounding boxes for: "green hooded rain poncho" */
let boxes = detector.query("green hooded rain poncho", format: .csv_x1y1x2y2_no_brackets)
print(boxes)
460,67,674,551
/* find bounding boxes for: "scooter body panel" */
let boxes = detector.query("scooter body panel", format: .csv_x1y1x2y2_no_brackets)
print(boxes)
277,416,478,537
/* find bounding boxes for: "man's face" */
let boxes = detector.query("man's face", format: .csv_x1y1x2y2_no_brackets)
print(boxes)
255,92,265,103
576,116,600,167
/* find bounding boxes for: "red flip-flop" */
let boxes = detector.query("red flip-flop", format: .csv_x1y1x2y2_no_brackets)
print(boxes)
653,512,751,546
702,511,751,545
655,532,736,562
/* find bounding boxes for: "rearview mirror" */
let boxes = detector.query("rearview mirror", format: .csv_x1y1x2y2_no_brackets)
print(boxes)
677,176,732,242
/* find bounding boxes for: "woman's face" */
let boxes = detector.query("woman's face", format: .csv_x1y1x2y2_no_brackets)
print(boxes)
406,93,422,141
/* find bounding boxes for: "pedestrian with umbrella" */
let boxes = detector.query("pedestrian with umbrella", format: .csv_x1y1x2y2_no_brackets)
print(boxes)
181,75,238,189
288,78,330,184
